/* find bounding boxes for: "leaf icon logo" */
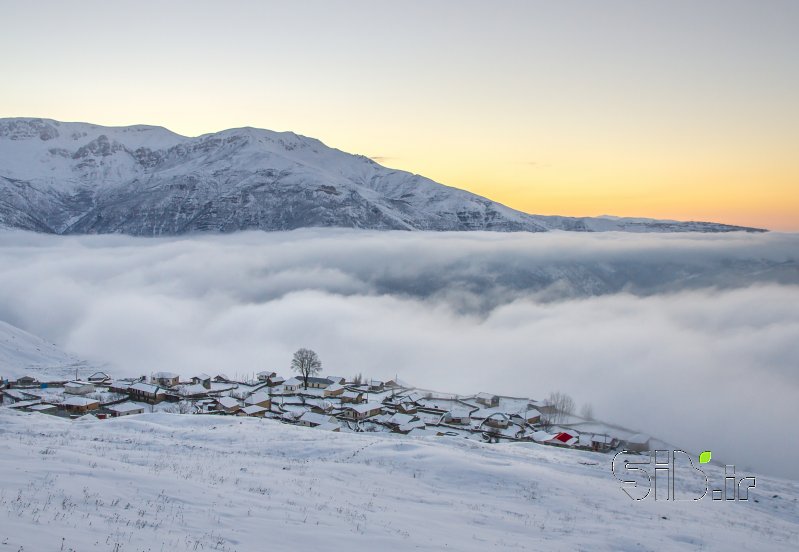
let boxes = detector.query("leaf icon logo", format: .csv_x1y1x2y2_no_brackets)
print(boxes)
699,451,712,464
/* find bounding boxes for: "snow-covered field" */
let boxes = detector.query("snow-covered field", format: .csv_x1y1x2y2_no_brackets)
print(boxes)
1,409,796,551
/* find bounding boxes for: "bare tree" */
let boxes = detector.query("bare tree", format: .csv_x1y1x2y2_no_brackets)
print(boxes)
291,348,322,390
162,401,193,415
580,402,594,420
545,391,575,426
352,372,363,385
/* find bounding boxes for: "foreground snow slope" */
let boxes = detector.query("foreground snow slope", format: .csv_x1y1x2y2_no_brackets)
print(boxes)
1,410,796,551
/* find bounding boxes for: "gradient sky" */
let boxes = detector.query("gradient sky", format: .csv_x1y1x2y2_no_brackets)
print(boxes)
1,0,797,230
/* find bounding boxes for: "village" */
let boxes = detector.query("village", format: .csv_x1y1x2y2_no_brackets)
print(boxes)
0,367,652,454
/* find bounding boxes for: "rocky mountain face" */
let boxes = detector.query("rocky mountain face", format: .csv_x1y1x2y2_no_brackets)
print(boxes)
0,118,764,235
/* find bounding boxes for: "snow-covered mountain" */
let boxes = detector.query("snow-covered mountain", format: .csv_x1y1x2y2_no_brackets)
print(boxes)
0,118,764,235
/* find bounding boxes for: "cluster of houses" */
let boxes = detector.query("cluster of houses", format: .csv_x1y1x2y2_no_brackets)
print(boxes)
0,370,650,453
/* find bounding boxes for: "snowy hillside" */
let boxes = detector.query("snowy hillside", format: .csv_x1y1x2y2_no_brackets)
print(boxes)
0,410,796,551
0,118,763,235
0,320,93,382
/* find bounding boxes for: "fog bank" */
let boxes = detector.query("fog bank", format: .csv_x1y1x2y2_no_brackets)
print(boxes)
1,229,797,479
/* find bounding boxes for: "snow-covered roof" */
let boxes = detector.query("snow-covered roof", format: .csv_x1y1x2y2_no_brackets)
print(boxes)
399,420,426,432
299,411,336,425
28,403,56,411
244,392,270,405
181,384,209,397
324,383,344,392
153,372,179,379
193,373,211,380
446,408,472,418
404,391,424,403
62,396,99,406
305,398,333,410
281,410,303,421
284,377,302,386
107,402,145,414
532,431,556,443
65,381,93,388
217,396,240,409
388,413,416,426
130,382,164,394
6,399,41,409
343,402,383,415
3,389,34,401
241,405,268,416
533,431,578,446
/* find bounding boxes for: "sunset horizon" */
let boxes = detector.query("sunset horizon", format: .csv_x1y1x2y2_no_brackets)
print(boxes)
2,0,796,231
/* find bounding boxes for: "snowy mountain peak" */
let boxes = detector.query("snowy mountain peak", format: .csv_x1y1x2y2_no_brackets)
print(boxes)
0,117,765,235
0,117,62,141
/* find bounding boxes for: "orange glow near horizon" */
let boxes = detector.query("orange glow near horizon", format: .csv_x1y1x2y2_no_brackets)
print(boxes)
415,159,799,232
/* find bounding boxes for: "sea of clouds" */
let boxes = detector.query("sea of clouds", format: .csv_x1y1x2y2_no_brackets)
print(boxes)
0,229,797,479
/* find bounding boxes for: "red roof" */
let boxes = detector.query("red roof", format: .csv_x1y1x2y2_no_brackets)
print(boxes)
554,432,574,443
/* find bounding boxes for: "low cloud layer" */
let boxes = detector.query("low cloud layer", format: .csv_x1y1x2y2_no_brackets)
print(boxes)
1,229,798,479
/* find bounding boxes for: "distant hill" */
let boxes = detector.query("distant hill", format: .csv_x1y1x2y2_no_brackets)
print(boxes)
0,320,93,382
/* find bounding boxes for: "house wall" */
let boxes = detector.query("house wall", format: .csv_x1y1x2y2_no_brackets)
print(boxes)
341,394,364,404
65,402,99,413
476,396,499,407
113,408,144,417
129,391,164,404
65,384,94,395
484,419,509,429
248,399,271,409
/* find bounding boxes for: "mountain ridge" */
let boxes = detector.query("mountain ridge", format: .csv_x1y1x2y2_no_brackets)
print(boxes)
0,117,766,235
